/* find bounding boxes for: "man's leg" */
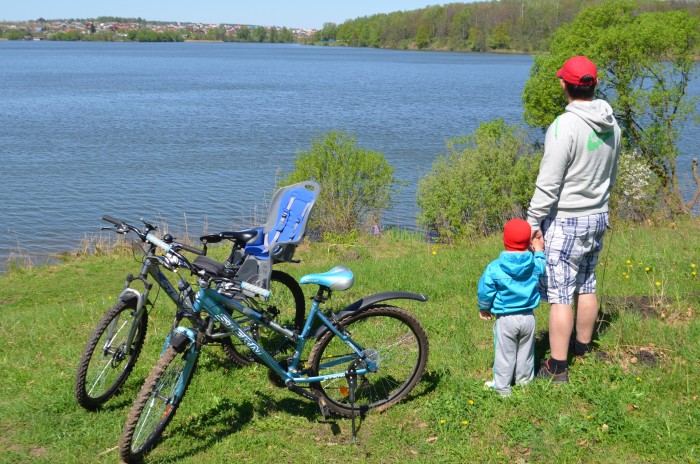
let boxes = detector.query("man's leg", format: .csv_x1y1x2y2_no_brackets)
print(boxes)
573,293,598,354
549,303,573,361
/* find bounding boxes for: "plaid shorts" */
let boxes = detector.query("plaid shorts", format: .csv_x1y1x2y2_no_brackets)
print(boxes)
539,213,610,305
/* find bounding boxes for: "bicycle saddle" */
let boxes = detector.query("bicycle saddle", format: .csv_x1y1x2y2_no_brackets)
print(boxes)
199,229,259,245
299,266,354,291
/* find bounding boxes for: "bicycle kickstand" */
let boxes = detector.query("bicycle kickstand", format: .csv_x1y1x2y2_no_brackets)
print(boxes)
346,365,358,442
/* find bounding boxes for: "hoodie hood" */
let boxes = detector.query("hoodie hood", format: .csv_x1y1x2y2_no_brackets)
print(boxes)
565,99,616,133
498,251,536,278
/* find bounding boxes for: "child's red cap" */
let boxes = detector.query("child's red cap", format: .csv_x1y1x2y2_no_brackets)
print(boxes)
503,218,531,251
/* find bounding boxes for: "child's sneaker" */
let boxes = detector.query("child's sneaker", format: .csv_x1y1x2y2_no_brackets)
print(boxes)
484,380,495,389
536,359,569,383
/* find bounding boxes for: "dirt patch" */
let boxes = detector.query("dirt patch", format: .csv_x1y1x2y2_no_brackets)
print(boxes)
603,295,660,318
617,346,666,372
30,447,47,457
0,294,22,305
603,294,697,323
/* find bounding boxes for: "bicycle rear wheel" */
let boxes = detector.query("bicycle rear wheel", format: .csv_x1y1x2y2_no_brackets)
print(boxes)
74,297,147,410
221,270,305,365
308,305,429,417
119,344,197,463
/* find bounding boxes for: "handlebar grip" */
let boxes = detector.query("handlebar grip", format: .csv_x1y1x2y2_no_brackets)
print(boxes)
102,215,123,226
179,243,204,256
240,281,271,299
146,232,172,252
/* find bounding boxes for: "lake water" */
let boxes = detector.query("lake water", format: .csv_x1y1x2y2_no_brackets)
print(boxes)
1,41,698,271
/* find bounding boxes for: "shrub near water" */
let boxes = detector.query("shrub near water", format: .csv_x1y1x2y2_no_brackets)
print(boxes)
282,130,400,238
417,119,540,242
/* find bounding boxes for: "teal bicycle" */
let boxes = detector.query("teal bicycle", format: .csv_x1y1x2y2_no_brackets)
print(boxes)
118,245,429,462
74,216,305,410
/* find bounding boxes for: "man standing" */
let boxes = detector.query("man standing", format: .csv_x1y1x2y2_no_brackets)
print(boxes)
526,56,622,382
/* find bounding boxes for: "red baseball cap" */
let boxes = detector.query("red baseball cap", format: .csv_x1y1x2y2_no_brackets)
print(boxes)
557,55,598,86
503,218,531,252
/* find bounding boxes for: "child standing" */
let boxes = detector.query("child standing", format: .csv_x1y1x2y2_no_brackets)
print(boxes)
478,218,545,396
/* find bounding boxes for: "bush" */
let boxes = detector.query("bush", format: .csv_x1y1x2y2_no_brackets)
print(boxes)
417,119,540,243
610,150,662,222
282,130,400,238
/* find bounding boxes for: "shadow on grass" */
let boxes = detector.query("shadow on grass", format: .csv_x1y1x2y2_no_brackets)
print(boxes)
158,368,444,461
164,398,256,461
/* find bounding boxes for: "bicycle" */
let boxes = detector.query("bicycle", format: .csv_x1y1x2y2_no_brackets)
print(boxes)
74,215,305,410
118,251,429,463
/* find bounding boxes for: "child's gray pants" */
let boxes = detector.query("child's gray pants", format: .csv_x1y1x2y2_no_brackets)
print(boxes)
492,312,535,396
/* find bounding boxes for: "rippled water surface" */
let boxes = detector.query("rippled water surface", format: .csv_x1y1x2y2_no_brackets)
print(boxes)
1,41,697,270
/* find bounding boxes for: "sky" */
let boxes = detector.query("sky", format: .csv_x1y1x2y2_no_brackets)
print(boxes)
1,1,446,30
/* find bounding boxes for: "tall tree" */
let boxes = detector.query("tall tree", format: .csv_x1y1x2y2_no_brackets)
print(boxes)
522,0,699,213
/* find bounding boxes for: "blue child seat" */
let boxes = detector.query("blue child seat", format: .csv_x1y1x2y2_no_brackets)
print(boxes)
230,180,320,290
244,180,321,263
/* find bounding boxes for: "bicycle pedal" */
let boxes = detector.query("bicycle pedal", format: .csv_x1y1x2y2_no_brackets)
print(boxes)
317,398,330,420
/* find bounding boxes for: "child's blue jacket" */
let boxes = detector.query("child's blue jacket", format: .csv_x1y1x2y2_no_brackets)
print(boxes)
477,251,546,315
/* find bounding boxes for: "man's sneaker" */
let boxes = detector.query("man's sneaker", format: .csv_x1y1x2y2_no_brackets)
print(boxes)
537,359,569,383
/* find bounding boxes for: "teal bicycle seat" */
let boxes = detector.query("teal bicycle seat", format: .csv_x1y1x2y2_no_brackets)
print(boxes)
299,266,354,291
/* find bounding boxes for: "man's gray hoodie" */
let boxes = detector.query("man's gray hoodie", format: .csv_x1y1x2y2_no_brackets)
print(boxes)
527,99,622,231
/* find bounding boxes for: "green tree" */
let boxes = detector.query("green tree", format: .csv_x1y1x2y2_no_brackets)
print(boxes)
282,131,400,238
417,120,541,243
7,29,29,40
317,22,338,41
278,27,294,43
268,26,278,43
415,23,431,49
488,23,511,49
251,26,267,42
450,7,471,40
522,0,699,214
236,26,250,41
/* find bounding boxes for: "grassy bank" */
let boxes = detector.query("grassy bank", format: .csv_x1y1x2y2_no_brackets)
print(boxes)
1,218,698,463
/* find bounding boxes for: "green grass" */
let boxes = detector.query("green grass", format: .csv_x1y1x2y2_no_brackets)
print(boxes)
1,218,698,463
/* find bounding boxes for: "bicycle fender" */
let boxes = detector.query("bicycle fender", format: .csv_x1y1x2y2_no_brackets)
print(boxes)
312,291,428,339
118,288,140,306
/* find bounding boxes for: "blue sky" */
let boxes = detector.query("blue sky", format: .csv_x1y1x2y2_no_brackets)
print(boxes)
1,1,450,30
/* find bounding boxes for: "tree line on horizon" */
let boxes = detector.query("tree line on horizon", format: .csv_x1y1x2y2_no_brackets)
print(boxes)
0,15,299,43
311,0,700,53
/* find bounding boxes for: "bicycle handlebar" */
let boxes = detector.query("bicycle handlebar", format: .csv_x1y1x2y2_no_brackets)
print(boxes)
101,214,205,257
102,215,123,226
178,243,204,256
240,281,272,299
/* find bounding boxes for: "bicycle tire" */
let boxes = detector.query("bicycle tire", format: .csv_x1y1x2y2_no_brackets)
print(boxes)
119,344,197,463
220,269,305,365
74,298,147,410
308,305,429,417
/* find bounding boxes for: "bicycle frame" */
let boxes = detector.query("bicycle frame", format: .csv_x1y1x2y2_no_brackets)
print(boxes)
191,288,377,384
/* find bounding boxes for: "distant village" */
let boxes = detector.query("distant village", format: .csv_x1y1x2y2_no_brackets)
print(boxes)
0,18,318,41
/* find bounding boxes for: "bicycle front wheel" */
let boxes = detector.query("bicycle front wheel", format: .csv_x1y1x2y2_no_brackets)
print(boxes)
74,298,147,410
308,305,429,417
119,345,197,463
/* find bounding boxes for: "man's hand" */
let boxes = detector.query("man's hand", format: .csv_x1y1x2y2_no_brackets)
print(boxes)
479,310,492,320
531,229,544,252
